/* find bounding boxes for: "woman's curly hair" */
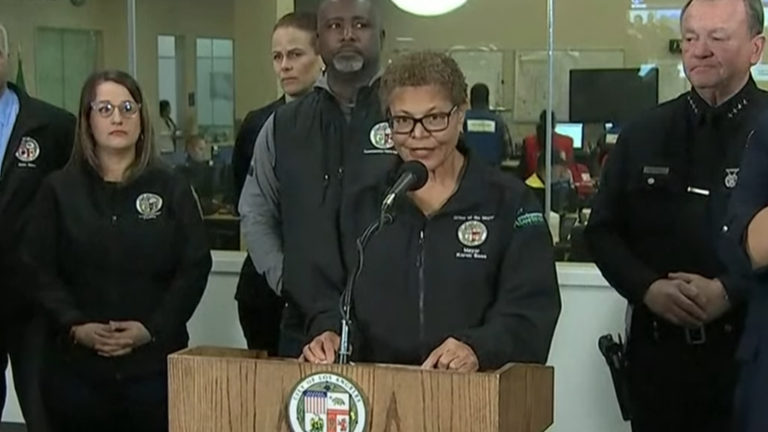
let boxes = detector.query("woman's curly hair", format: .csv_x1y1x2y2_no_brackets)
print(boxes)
379,51,468,112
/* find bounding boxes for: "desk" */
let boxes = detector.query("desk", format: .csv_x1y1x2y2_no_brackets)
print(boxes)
204,213,238,222
501,158,520,169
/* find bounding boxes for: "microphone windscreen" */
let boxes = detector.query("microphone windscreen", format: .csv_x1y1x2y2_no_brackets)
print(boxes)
399,160,429,191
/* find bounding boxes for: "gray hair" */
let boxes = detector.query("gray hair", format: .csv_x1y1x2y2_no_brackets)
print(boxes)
0,24,7,59
681,0,765,36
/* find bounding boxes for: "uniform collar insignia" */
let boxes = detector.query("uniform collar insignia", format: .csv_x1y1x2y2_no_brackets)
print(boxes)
687,76,757,123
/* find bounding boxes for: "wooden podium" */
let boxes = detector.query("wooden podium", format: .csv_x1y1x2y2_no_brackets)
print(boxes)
168,346,554,432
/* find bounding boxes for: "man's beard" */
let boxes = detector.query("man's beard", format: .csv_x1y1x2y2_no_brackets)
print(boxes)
332,52,365,73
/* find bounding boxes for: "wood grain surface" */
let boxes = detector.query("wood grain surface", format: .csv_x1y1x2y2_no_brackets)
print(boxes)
168,346,553,432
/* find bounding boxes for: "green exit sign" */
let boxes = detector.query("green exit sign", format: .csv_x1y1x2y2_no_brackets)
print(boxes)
669,39,683,53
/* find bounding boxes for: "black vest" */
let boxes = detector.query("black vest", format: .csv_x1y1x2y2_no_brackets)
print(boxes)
273,82,398,333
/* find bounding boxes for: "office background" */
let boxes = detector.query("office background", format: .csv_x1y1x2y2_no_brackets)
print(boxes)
2,0,765,430
7,0,753,140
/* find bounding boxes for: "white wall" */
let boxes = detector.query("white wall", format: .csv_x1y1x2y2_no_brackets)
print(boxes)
4,255,631,432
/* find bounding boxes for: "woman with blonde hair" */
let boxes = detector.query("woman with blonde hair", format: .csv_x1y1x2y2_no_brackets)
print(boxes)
232,11,324,356
23,69,212,432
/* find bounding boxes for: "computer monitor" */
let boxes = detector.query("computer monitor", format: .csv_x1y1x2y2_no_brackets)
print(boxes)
569,67,659,123
555,122,584,149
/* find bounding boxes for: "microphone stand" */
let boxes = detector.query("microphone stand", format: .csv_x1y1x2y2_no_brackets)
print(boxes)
337,212,393,365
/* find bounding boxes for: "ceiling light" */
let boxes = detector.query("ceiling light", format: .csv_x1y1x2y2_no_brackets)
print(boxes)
390,0,467,17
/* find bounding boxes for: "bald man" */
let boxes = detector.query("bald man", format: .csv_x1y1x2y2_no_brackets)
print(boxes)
239,0,397,358
0,24,76,431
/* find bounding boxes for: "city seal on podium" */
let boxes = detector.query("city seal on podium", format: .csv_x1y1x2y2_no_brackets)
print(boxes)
287,372,367,432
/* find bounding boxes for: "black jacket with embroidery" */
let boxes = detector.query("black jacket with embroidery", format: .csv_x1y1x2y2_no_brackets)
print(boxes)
0,83,75,319
310,146,562,370
22,161,212,378
271,79,398,335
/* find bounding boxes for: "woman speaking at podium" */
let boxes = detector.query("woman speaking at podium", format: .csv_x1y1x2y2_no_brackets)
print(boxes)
301,51,561,372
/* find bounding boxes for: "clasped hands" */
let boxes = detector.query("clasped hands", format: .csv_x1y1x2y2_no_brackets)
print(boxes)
300,332,479,372
70,321,152,357
643,272,731,328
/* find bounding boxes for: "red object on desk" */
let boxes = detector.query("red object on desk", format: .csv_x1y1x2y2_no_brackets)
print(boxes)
570,163,595,197
522,133,575,177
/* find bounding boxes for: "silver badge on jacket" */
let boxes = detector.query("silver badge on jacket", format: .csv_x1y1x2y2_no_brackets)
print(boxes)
457,220,488,247
369,122,394,149
724,168,739,189
16,137,40,166
136,193,163,220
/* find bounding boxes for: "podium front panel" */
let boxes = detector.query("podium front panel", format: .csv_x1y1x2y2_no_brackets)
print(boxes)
168,346,553,432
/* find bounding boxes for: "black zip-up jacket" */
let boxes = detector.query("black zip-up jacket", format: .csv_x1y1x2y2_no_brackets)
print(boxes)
240,77,398,338
585,79,768,333
22,161,212,378
312,147,562,370
0,83,75,320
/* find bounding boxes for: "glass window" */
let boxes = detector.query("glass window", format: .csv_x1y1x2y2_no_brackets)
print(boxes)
130,0,717,259
381,0,674,264
34,28,102,113
157,35,178,125
134,0,283,251
195,37,234,141
157,34,176,58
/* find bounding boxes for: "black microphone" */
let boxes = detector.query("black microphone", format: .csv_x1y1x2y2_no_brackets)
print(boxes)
336,161,428,365
380,160,429,213
336,213,392,365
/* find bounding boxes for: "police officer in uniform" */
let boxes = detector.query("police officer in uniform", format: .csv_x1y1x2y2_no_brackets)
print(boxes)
239,0,397,357
584,0,768,430
0,24,76,431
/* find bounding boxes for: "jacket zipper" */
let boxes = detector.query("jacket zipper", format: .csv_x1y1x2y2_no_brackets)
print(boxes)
416,228,426,359
321,174,330,203
109,213,119,306
321,168,344,204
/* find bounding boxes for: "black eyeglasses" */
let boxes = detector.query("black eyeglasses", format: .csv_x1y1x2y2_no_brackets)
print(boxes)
91,101,141,118
389,106,457,135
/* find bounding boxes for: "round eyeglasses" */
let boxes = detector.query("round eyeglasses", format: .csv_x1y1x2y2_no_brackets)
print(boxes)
91,101,141,118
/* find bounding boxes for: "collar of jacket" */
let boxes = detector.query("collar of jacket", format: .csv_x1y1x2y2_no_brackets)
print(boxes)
687,75,758,124
76,156,164,187
2,82,54,144
6,82,27,99
7,82,40,119
314,70,383,91
76,158,111,184
387,139,491,218
314,71,383,105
